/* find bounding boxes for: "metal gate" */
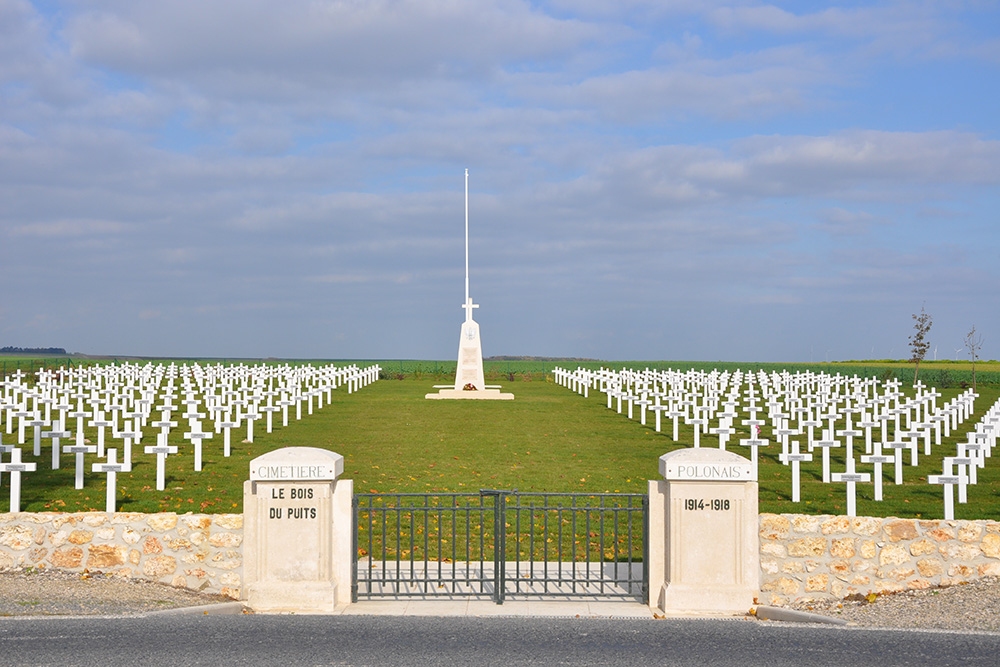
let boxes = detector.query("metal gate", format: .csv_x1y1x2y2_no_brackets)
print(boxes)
352,490,647,604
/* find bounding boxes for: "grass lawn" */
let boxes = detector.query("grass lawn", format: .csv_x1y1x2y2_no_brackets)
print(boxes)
9,373,1000,521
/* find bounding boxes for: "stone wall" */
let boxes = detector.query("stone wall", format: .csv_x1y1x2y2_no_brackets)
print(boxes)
6,510,1000,608
759,514,1000,605
0,512,243,599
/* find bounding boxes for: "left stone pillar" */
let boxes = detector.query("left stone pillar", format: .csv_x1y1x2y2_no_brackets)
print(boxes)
243,447,353,612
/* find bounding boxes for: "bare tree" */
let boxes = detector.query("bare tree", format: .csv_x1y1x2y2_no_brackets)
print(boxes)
965,325,984,392
908,306,932,386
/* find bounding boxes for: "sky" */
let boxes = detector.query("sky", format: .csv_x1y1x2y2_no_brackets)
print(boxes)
1,1,999,363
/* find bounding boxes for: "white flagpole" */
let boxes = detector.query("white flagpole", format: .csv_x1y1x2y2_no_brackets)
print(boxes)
465,168,469,306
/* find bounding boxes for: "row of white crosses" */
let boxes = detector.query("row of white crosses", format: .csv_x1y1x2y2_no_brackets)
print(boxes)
0,361,380,511
927,397,1000,519
556,366,986,518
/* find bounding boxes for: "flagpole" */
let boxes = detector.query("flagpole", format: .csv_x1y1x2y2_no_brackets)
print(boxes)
464,168,469,307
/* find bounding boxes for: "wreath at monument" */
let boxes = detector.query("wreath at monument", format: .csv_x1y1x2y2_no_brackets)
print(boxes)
463,383,477,391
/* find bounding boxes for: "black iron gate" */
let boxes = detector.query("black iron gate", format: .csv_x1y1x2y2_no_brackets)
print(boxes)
352,490,647,604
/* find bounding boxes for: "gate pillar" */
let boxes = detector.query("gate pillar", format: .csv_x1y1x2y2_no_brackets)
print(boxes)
243,447,353,612
648,448,758,615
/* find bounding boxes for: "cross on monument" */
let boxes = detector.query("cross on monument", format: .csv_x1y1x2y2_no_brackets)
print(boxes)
461,296,479,322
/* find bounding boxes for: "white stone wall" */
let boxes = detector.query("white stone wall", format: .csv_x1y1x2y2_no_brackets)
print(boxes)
0,512,243,599
759,514,1000,605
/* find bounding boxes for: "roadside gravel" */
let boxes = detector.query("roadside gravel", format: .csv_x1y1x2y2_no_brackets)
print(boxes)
782,576,1000,632
3,567,999,631
0,569,235,617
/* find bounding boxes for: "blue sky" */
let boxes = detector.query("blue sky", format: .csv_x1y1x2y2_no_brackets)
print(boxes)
2,1,998,362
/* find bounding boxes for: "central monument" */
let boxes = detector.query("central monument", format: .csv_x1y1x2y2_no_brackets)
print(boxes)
426,170,513,401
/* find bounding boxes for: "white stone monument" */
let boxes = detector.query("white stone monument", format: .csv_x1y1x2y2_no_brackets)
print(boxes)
243,447,353,613
427,169,513,401
648,447,758,615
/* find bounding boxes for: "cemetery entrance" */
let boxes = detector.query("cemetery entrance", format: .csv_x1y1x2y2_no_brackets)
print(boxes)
352,491,647,604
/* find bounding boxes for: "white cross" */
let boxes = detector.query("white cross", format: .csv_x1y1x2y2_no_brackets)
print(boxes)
686,417,707,448
959,437,985,483
145,434,178,491
836,411,863,466
649,403,669,433
63,441,97,490
634,395,652,426
244,410,260,444
259,405,279,433
183,420,214,471
666,410,685,441
0,448,36,512
928,460,963,520
799,418,820,449
897,429,922,466
738,437,769,481
277,397,294,427
944,455,973,504
812,434,841,484
779,440,812,503
217,417,239,457
151,413,178,438
89,412,113,458
860,441,893,501
41,427,71,470
12,409,31,444
461,296,479,322
27,416,47,456
92,448,131,513
709,426,735,451
68,408,88,447
831,457,871,517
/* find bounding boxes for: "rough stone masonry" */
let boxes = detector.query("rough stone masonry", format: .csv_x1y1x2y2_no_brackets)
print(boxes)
759,514,1000,605
0,512,243,599
3,510,1000,607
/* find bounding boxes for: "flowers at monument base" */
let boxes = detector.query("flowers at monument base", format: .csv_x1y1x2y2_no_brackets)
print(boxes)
463,383,477,391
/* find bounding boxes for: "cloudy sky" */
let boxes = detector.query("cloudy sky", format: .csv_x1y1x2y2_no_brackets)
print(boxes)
2,1,998,362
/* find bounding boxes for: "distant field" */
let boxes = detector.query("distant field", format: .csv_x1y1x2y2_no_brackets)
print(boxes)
3,368,999,521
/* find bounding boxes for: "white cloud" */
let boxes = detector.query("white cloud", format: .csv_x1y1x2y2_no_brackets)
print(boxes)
813,207,883,236
1,1,997,361
65,1,603,94
7,218,132,237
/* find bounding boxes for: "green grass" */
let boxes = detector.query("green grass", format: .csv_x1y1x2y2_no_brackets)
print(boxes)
6,372,1000,522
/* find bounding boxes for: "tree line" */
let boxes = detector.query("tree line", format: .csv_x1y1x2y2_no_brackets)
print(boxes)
0,346,68,355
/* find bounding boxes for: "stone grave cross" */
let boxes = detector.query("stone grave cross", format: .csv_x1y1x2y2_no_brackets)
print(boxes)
145,435,179,491
860,441,894,502
92,448,131,513
778,440,812,503
830,456,871,517
811,432,841,484
64,440,97,489
183,420,214,471
0,447,37,512
928,460,964,521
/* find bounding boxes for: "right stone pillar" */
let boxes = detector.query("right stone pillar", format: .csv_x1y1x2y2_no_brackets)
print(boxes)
648,447,759,615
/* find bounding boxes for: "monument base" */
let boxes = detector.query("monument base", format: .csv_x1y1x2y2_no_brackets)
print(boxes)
658,582,755,616
425,388,514,400
246,580,339,613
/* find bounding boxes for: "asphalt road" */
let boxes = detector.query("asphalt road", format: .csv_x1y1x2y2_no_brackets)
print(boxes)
2,615,998,666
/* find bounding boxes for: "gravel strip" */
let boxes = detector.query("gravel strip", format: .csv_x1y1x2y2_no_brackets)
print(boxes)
0,569,235,617
3,567,1000,629
780,576,1000,632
